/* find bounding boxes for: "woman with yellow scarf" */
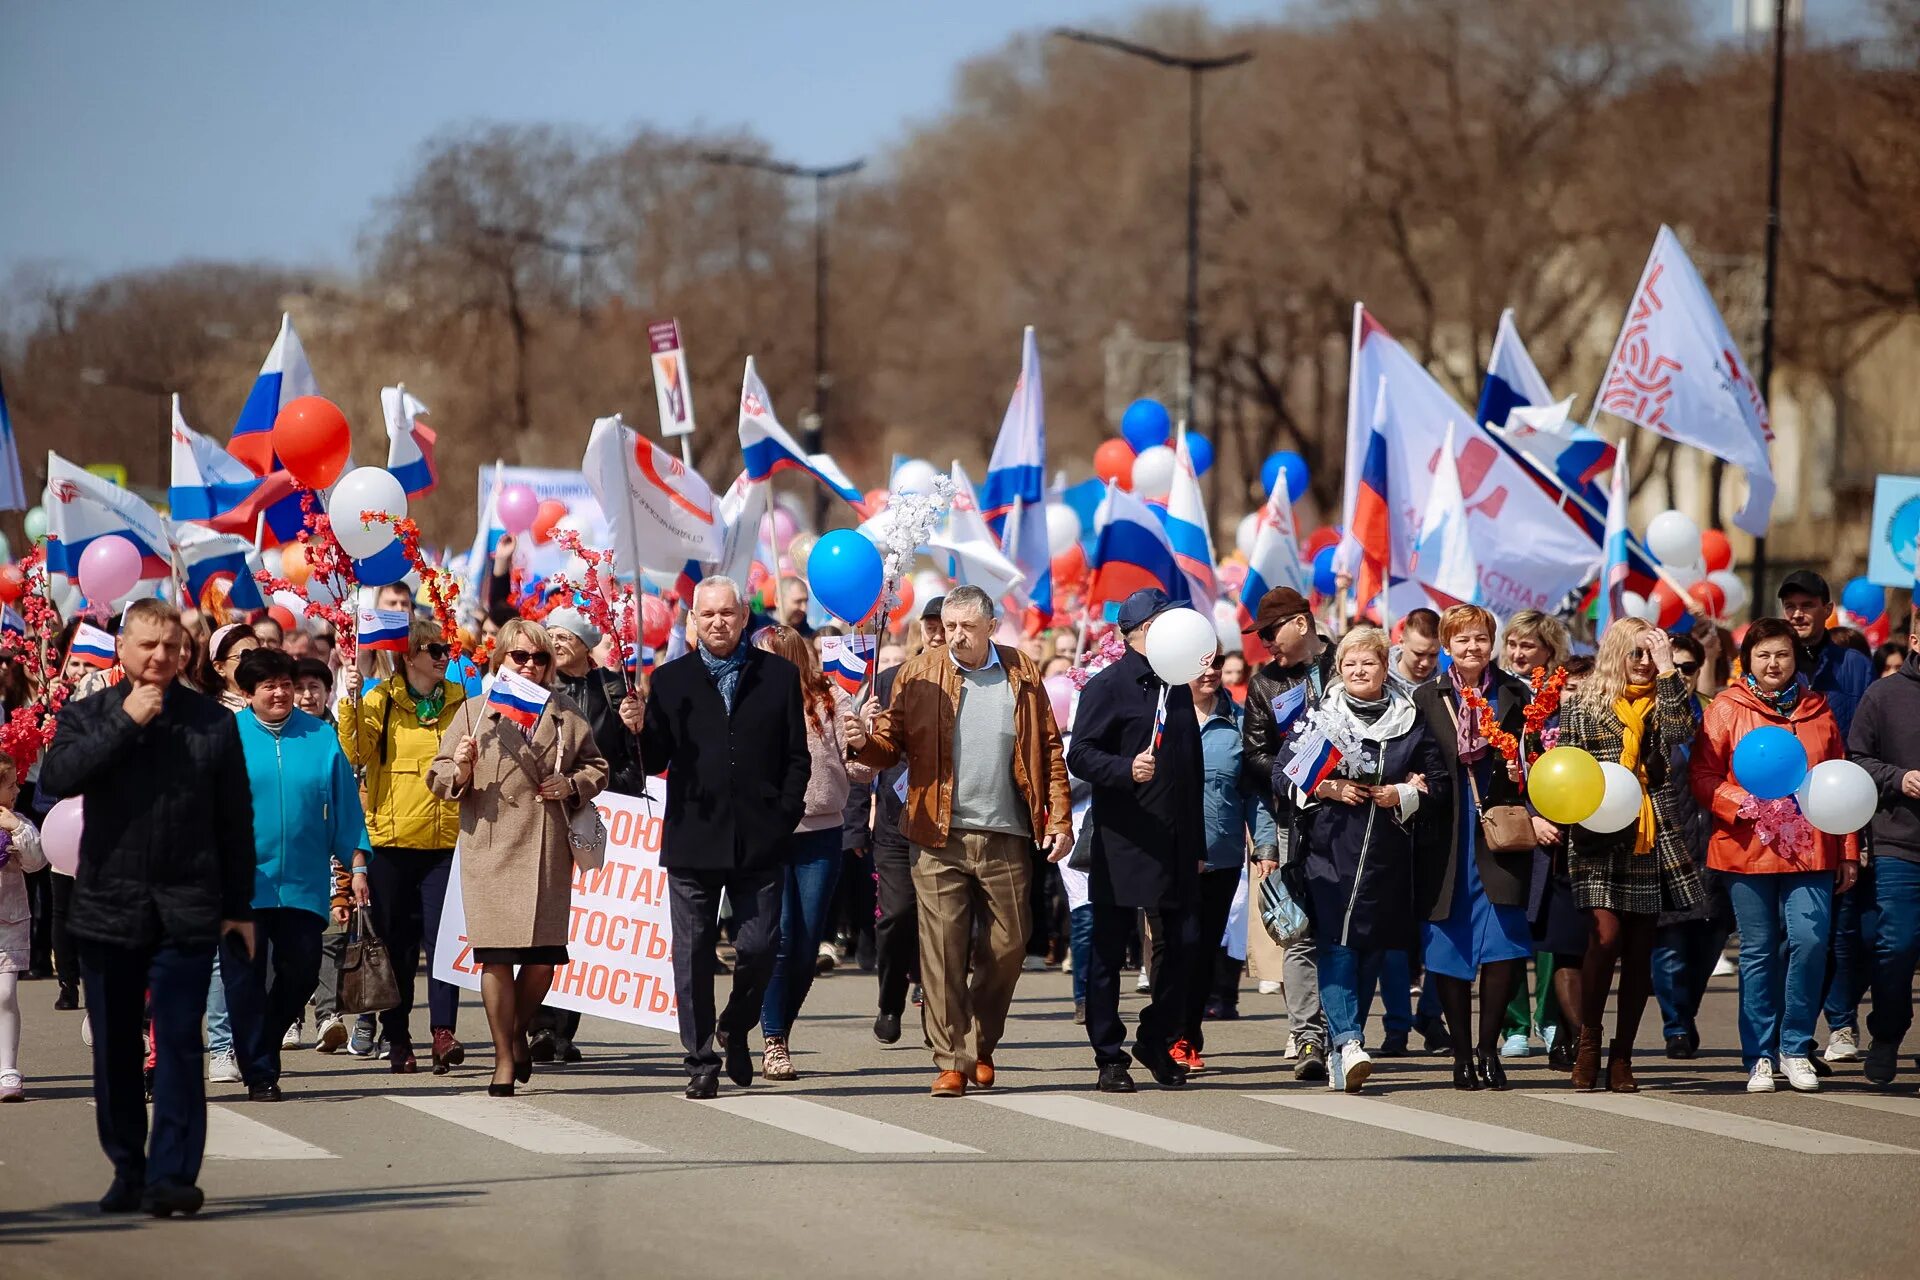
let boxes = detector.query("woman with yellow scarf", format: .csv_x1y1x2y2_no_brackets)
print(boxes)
1559,619,1705,1092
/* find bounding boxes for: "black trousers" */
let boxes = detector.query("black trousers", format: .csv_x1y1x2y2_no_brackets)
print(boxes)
80,937,216,1188
1181,868,1243,1050
51,872,78,985
1086,897,1199,1068
669,865,782,1076
221,907,325,1087
872,840,920,1016
366,847,460,1045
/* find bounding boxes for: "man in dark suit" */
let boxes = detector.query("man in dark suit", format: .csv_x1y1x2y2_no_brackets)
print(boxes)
638,576,810,1098
1067,588,1207,1092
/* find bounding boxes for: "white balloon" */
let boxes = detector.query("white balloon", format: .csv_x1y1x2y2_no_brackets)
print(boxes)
1046,503,1082,557
1797,759,1878,835
892,458,941,497
1581,761,1645,833
261,548,285,579
1131,445,1177,502
1708,570,1748,618
327,467,409,559
1621,591,1658,623
1646,509,1703,567
1663,562,1702,590
1235,511,1260,560
1142,607,1216,685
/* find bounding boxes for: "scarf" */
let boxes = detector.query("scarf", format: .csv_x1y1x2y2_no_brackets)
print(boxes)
1613,680,1659,856
1742,671,1803,717
1346,692,1391,725
1448,665,1492,762
699,642,749,714
404,679,447,726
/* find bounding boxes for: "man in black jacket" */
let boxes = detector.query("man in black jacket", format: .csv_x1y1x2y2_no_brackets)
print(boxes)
1853,621,1920,1086
1067,589,1206,1092
638,576,810,1098
40,599,255,1218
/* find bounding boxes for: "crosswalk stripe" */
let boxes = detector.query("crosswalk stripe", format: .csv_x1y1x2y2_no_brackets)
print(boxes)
695,1096,978,1154
975,1094,1287,1154
203,1105,336,1160
1811,1093,1920,1122
1525,1091,1920,1155
1245,1092,1609,1154
386,1095,660,1155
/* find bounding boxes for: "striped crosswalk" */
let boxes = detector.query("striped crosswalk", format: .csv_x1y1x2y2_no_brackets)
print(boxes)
1526,1091,1920,1155
976,1093,1287,1154
1248,1092,1609,1155
386,1095,660,1156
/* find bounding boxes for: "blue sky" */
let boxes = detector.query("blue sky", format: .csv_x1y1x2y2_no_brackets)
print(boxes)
0,1,1879,283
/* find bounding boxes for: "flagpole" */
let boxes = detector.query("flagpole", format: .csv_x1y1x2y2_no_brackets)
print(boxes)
611,414,651,695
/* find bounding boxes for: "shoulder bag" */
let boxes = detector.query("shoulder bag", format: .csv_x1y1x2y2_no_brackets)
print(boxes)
555,733,608,871
1469,768,1535,854
338,906,401,1014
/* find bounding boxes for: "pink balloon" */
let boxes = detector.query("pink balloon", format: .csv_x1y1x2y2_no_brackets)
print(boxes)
1043,673,1076,731
768,507,799,553
42,796,83,876
497,484,540,537
77,534,143,603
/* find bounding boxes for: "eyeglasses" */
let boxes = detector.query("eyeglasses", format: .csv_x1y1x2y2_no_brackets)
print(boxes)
422,643,452,661
506,649,552,668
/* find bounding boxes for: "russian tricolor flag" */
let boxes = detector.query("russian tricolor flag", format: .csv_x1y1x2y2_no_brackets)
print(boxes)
1087,482,1191,610
1240,488,1309,635
227,313,319,478
382,386,437,498
1352,378,1394,610
486,668,552,733
1160,430,1217,606
170,396,305,547
173,523,268,612
1478,311,1616,543
0,367,26,512
69,622,117,670
736,358,866,513
43,453,172,583
357,606,412,654
980,327,1052,616
1282,728,1344,794
821,633,877,696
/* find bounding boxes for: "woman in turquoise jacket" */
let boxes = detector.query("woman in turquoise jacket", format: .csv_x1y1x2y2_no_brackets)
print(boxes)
222,648,370,1101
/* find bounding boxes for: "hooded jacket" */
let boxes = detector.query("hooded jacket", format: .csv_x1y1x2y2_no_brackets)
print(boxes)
1692,679,1858,875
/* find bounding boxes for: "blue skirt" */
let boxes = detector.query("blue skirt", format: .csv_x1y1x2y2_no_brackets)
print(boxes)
1422,768,1534,980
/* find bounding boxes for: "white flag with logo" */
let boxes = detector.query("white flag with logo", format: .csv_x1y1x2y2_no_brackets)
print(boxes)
583,414,724,575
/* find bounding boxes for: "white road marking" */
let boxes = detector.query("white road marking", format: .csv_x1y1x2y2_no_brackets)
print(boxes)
1525,1091,1920,1155
202,1105,337,1161
975,1094,1286,1154
694,1096,978,1154
1813,1093,1920,1122
1246,1092,1608,1154
386,1094,660,1155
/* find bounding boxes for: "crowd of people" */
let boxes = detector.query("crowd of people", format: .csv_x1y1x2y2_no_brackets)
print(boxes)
4,553,1918,1219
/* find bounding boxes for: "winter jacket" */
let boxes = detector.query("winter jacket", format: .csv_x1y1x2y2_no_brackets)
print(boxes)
0,817,47,957
339,676,467,851
1850,651,1920,864
1805,636,1874,739
237,710,371,920
40,681,256,949
1241,641,1336,852
1197,696,1278,870
1692,680,1858,875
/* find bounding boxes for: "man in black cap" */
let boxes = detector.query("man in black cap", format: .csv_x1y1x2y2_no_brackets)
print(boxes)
1240,586,1335,1078
1067,587,1206,1091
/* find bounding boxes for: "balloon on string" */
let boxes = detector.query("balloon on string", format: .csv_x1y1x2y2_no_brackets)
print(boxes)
1581,762,1645,833
77,534,143,603
497,484,540,537
640,595,674,650
1043,673,1076,731
1732,725,1809,800
1646,509,1703,567
0,565,24,605
1304,525,1341,559
1262,451,1310,503
1840,576,1885,624
1707,570,1748,618
1094,438,1135,490
268,604,298,633
1530,747,1606,825
1051,543,1089,588
1649,580,1687,629
327,467,409,559
1663,562,1702,590
1046,504,1082,557
1796,759,1878,835
22,506,47,543
1120,399,1172,453
808,529,886,623
1687,579,1727,621
1619,590,1654,623
270,396,354,490
1700,528,1733,572
787,532,818,571
887,577,917,628
1131,446,1177,502
892,459,941,497
42,796,84,876
1185,433,1213,477
1142,607,1216,685
530,500,568,546
1311,546,1339,596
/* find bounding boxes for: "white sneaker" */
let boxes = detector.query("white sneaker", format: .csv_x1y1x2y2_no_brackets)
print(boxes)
1500,1033,1531,1059
1747,1059,1777,1093
314,1015,348,1054
1712,954,1735,978
1135,972,1152,993
1823,1028,1862,1063
0,1069,24,1102
1338,1042,1373,1093
1282,1033,1299,1061
281,1019,303,1050
208,1050,241,1083
1542,1024,1558,1052
1781,1055,1821,1092
1062,952,1073,975
81,1013,94,1048
1257,980,1283,996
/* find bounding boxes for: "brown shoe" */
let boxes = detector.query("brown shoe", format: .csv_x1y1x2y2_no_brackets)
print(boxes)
970,1058,995,1090
1571,1026,1603,1092
1607,1042,1639,1093
931,1070,967,1098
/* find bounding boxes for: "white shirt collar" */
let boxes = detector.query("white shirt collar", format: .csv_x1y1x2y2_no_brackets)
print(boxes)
950,643,1002,674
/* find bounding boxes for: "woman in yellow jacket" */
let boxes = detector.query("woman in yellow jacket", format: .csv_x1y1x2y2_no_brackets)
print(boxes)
340,618,468,1074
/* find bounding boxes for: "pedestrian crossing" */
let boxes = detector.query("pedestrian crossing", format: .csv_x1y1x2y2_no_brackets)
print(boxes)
47,1083,1920,1167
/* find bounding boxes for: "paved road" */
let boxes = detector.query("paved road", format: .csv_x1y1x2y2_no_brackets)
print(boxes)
3,960,1917,1278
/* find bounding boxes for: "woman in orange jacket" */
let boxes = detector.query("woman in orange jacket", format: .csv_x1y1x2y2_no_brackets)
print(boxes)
1692,617,1859,1095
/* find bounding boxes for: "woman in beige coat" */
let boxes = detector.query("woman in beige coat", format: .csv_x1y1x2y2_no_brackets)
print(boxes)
429,620,608,1096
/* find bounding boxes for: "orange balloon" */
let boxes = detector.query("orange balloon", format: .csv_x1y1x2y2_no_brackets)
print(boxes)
1052,543,1089,588
531,500,568,546
267,605,298,632
271,397,353,490
1094,439,1135,490
281,543,311,588
1687,579,1727,620
887,578,916,628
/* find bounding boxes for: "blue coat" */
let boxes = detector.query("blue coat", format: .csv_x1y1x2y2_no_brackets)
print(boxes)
1807,638,1873,739
1198,697,1278,871
236,709,369,921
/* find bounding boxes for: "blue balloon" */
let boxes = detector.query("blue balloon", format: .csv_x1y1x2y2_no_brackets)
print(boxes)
1120,399,1172,453
1311,545,1339,597
1732,725,1810,801
1261,451,1310,503
1186,432,1213,477
1841,576,1885,623
350,538,412,588
807,529,886,623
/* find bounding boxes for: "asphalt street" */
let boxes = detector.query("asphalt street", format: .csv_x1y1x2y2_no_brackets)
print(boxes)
2,958,1917,1279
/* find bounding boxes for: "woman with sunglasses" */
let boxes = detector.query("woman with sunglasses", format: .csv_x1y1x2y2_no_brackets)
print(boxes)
1559,619,1704,1091
339,619,469,1073
430,619,607,1097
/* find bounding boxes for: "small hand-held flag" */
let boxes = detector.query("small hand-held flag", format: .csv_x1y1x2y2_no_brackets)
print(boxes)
1282,727,1345,794
69,623,117,671
357,607,411,654
1150,684,1169,753
820,633,878,696
485,669,552,733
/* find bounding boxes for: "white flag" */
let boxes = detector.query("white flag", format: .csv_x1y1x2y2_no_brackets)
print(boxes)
583,414,724,575
928,461,1025,603
1410,423,1482,609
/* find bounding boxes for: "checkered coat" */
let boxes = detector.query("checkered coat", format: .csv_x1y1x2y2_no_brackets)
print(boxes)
1558,669,1704,916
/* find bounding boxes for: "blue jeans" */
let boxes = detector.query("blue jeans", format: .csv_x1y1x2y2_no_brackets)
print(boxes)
206,950,231,1055
1866,857,1920,1048
1359,949,1415,1040
760,828,844,1039
1728,871,1833,1067
1653,919,1732,1040
1823,860,1878,1033
1069,904,1093,1006
1318,938,1386,1049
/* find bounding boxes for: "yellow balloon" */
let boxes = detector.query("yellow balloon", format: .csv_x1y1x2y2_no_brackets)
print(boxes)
1528,746,1606,826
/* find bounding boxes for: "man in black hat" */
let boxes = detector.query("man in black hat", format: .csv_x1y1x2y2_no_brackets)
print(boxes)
1067,588,1206,1091
1240,586,1335,1077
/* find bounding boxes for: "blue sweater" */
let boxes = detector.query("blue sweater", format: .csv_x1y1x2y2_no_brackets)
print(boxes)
236,709,369,920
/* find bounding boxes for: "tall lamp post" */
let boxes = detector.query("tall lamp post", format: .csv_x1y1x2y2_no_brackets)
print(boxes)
699,151,866,527
1051,27,1252,432
1751,0,1792,610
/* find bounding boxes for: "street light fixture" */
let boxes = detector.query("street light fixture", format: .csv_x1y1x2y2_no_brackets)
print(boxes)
1051,27,1253,434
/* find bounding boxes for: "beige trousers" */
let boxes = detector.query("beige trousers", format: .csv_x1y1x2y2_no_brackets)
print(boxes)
910,830,1032,1073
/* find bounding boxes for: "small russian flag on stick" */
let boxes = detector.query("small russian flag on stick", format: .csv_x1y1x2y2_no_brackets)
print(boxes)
70,622,117,670
357,606,411,654
486,668,552,733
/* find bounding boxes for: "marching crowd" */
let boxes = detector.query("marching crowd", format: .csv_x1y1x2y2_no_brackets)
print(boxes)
2,561,1918,1219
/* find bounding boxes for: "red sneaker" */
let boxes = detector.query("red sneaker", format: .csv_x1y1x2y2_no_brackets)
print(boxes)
1170,1039,1205,1071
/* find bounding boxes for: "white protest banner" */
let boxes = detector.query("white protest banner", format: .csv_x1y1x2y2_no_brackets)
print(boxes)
433,783,678,1033
648,319,695,439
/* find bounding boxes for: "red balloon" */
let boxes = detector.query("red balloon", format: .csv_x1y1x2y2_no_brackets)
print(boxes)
888,578,916,628
267,604,298,632
1700,529,1733,573
0,564,23,604
530,500,568,546
270,397,353,490
1650,580,1687,629
1304,526,1342,558
1094,439,1135,491
1687,580,1727,620
639,594,674,650
1052,544,1089,587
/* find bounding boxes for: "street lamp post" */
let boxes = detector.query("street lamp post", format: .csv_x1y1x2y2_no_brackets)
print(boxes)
1051,28,1252,432
1751,0,1792,611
